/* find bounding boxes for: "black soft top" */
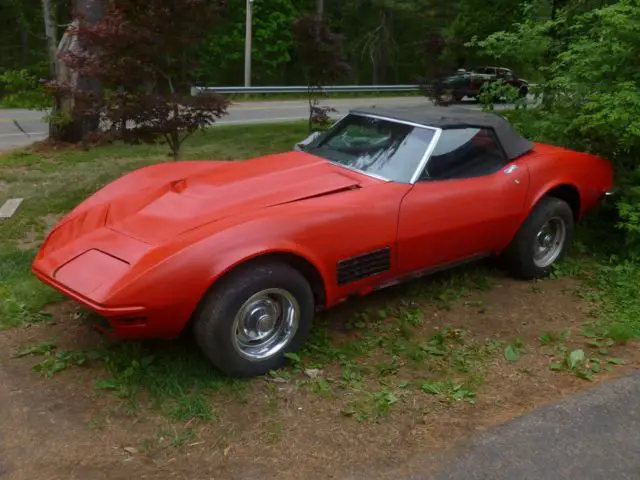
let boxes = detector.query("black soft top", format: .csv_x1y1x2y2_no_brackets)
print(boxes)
350,105,534,161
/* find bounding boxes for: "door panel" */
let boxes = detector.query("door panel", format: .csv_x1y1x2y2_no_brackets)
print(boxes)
397,162,530,274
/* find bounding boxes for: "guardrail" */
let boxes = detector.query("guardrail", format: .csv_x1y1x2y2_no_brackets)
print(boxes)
191,84,422,95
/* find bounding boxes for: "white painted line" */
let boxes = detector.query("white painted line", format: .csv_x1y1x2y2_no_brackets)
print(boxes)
0,198,23,219
0,132,47,138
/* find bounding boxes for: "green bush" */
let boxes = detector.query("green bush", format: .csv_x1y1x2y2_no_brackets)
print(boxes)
0,69,51,110
476,0,640,256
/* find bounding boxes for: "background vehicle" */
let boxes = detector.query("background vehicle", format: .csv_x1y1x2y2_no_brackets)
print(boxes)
32,106,613,378
436,67,529,102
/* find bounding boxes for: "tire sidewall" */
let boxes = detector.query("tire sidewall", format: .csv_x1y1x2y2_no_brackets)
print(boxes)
194,263,315,377
505,197,575,279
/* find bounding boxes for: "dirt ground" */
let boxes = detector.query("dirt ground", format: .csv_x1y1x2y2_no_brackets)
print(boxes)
1,275,638,480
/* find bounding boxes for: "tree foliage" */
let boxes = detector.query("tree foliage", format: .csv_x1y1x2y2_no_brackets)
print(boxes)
474,0,640,253
292,12,350,131
55,0,230,159
2,0,532,89
194,0,303,85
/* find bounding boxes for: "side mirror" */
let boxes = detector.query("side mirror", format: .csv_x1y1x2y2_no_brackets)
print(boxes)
294,131,323,151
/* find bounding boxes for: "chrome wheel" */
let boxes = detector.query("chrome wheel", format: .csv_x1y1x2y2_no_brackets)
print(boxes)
440,91,454,103
533,217,566,268
232,288,300,361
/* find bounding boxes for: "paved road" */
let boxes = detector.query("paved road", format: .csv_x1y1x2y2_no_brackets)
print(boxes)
416,372,640,480
0,96,507,152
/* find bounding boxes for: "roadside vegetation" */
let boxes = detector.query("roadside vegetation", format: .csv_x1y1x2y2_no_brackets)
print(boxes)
0,89,422,109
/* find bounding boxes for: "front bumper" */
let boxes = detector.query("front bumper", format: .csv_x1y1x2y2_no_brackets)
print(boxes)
32,266,156,339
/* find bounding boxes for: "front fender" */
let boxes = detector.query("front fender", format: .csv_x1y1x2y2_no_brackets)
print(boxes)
105,180,407,331
105,212,335,332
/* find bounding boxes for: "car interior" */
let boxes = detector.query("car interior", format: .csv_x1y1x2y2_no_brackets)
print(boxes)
421,127,508,181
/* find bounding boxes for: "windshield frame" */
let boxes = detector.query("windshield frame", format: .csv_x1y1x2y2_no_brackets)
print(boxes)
308,112,442,184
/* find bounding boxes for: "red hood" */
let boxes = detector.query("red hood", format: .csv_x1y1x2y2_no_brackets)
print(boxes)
105,152,365,244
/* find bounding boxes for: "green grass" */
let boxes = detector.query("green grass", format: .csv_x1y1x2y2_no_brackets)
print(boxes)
224,90,422,103
19,336,248,419
0,248,62,328
0,121,309,331
0,91,422,109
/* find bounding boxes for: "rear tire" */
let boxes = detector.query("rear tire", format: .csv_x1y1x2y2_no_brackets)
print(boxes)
501,197,574,280
193,261,315,377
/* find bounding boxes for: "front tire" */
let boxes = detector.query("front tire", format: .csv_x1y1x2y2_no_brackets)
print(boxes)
501,197,574,280
193,261,315,377
519,85,529,98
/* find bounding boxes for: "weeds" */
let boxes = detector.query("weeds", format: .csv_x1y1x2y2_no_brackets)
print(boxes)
33,350,93,377
261,420,285,444
504,339,525,362
342,386,403,423
539,329,570,346
420,381,477,404
14,338,245,421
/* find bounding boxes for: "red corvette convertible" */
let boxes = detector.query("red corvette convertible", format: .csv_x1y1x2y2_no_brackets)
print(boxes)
32,106,614,377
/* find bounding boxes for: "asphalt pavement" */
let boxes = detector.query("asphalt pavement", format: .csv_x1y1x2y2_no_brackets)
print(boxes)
417,372,640,480
0,95,498,152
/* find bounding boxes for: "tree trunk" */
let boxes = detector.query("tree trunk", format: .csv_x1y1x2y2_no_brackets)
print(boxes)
19,23,29,62
41,0,61,139
316,0,324,19
307,86,314,133
170,131,181,160
49,0,103,143
41,0,58,78
67,0,103,142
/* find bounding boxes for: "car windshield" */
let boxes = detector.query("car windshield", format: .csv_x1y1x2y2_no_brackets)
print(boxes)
304,114,436,183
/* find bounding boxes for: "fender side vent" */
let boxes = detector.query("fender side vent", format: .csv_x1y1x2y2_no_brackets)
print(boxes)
337,247,391,285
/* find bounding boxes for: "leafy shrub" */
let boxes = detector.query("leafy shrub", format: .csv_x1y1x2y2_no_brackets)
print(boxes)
0,69,51,110
475,0,640,256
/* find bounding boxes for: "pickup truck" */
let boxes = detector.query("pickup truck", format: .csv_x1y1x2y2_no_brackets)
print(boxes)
435,66,529,103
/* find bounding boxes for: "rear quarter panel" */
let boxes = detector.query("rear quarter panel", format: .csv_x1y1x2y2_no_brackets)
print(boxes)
520,143,614,220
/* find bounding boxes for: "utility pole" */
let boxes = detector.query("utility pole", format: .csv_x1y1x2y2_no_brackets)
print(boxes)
244,0,253,88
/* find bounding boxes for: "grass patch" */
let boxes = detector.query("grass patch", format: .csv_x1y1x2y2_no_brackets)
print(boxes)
0,91,422,110
223,90,422,103
0,121,308,330
95,340,247,406
0,248,62,329
270,268,507,422
19,336,247,420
